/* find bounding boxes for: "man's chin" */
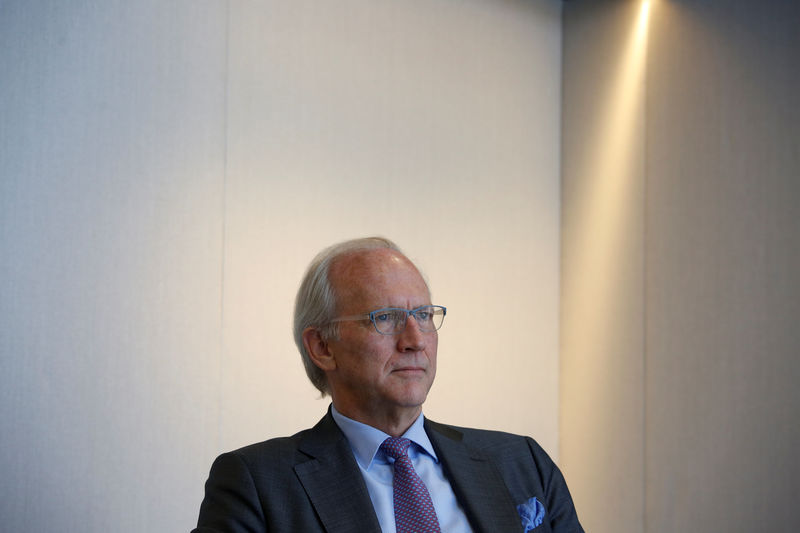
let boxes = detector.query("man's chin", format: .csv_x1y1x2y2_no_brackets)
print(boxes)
390,384,433,409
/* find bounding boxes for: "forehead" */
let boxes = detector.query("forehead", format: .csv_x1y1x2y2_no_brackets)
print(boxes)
329,248,430,309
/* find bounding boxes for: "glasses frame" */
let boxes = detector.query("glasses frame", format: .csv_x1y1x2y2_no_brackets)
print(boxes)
330,305,447,336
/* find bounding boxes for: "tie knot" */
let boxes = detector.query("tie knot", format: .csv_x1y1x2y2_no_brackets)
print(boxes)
380,437,412,460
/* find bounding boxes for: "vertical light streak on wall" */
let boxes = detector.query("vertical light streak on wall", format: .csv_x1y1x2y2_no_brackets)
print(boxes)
571,0,649,293
564,0,650,383
561,2,651,531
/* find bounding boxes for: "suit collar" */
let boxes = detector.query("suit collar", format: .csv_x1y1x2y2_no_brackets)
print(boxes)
425,419,523,533
294,411,523,533
294,411,382,533
331,405,438,468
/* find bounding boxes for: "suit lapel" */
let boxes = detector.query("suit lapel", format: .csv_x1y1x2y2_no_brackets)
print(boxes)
294,413,382,533
425,419,523,533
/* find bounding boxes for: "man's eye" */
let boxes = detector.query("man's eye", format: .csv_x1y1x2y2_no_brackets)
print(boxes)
375,313,391,322
417,311,431,321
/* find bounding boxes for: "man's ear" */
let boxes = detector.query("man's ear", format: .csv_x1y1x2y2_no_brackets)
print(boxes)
303,327,337,371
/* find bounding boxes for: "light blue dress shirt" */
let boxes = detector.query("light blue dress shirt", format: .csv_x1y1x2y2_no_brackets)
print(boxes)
331,406,473,533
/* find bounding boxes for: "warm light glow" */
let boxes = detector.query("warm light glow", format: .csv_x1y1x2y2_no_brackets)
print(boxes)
561,0,652,520
562,0,652,443
638,1,651,43
567,0,651,309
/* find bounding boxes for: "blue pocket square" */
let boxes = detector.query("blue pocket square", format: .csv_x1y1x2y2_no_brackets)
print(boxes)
517,496,545,531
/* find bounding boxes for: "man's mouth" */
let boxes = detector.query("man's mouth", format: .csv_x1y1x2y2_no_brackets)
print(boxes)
393,366,425,373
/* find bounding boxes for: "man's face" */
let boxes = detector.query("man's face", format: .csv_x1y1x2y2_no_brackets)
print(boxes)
324,249,437,422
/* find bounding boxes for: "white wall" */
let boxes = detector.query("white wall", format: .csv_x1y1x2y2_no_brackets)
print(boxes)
0,1,563,531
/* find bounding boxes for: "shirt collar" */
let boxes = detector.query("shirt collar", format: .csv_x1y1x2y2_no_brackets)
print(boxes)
331,404,439,469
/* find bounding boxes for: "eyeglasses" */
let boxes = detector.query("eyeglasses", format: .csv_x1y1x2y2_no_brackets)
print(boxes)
330,305,446,335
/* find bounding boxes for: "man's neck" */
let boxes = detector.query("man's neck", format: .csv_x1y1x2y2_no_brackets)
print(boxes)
330,401,422,437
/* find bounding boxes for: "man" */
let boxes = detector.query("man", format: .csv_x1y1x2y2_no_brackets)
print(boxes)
193,237,582,533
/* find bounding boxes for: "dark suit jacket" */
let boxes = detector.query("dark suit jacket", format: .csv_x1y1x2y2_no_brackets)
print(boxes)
193,411,583,533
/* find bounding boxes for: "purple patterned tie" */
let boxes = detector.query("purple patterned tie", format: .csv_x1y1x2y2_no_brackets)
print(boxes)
380,437,442,533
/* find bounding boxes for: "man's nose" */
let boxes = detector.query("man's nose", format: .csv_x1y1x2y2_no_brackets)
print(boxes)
397,316,426,351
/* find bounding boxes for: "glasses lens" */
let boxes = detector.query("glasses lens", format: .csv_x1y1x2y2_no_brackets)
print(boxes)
371,306,446,334
372,309,407,334
415,306,445,332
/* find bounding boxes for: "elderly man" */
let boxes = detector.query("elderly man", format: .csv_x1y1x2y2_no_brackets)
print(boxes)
193,237,582,533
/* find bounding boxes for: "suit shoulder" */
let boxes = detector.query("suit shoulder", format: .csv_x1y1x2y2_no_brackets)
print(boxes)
425,419,554,463
217,424,319,468
426,418,527,445
213,412,343,468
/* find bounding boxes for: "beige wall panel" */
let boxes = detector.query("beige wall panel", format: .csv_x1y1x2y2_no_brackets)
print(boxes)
217,0,564,459
645,1,800,531
562,1,800,532
0,2,227,531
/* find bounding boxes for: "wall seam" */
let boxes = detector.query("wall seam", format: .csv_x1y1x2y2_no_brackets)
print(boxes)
556,0,565,464
216,0,231,452
641,3,651,531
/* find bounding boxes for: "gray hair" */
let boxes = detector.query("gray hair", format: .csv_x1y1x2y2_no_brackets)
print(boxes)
293,236,403,395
